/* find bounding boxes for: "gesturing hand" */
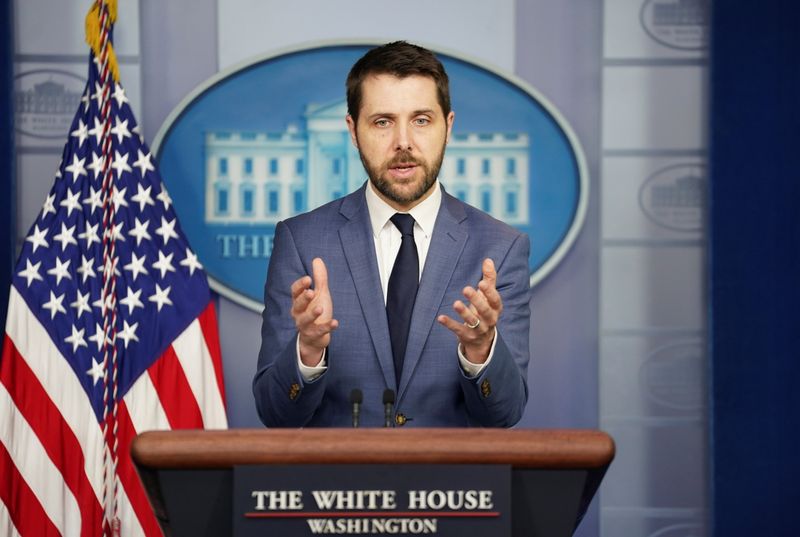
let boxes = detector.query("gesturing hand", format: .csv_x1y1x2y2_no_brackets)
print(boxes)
291,258,338,366
437,258,503,364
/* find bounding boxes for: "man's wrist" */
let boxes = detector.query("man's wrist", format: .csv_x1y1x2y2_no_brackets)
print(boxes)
299,338,326,367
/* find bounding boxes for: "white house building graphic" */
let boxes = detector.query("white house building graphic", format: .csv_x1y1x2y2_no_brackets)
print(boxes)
204,100,530,226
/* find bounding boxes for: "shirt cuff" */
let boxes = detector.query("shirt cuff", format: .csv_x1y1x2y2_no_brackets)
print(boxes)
297,336,327,382
457,327,497,378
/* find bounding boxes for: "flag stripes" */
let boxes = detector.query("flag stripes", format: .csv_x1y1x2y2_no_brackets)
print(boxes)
1,285,226,535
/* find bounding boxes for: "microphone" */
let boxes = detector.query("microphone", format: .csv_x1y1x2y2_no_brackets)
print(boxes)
350,389,363,428
382,389,395,428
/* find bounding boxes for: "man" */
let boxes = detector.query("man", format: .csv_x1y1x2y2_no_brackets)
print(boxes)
253,41,530,427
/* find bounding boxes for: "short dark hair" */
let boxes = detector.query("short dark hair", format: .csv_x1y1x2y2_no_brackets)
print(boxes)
346,41,451,122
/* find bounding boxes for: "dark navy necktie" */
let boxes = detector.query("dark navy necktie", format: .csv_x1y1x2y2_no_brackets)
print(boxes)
387,213,419,384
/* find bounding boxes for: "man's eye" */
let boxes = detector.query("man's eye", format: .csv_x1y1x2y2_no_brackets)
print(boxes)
413,118,430,126
375,119,390,127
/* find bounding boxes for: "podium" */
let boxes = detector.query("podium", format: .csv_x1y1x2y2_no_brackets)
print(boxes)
131,429,614,537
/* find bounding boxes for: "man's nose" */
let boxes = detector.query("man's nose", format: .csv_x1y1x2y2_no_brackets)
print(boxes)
393,123,412,151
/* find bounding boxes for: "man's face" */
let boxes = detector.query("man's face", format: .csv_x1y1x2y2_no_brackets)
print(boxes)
346,74,455,211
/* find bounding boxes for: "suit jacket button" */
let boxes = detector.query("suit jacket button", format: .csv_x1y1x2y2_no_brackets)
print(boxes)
395,413,407,426
480,379,492,398
288,383,301,400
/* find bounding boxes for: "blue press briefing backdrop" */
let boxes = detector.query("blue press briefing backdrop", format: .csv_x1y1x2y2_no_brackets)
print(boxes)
155,45,586,308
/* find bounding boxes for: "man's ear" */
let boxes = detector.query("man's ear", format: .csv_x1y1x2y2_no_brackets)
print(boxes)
346,115,359,149
445,111,455,145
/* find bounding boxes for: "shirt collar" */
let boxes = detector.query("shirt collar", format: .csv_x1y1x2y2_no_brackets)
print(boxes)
365,180,441,239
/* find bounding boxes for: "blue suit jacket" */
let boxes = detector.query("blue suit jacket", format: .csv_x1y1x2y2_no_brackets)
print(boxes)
253,184,530,427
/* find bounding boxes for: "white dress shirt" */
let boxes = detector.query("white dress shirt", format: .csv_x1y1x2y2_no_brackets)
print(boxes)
298,181,494,380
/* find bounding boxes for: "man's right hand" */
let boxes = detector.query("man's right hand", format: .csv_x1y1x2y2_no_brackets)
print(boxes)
291,257,338,366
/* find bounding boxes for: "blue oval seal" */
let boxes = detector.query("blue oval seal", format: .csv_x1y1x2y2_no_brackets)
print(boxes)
153,41,588,311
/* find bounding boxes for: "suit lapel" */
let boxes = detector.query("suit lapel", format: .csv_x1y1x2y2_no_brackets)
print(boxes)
398,193,468,402
338,187,396,389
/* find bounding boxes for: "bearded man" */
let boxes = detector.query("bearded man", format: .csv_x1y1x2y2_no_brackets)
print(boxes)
253,41,531,427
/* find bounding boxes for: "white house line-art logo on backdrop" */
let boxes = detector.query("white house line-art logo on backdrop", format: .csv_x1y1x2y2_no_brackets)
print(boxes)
639,163,705,232
154,42,587,312
640,0,709,51
15,70,85,139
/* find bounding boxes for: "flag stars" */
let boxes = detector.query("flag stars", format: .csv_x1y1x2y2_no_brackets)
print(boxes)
64,324,88,353
149,284,173,312
112,186,129,211
64,154,87,182
53,222,78,251
118,320,139,348
131,183,155,212
87,152,105,180
157,189,172,211
78,221,101,249
111,117,131,143
180,248,203,276
155,216,178,245
83,185,103,214
76,255,97,283
60,188,82,217
41,193,56,218
88,323,106,351
133,149,155,179
47,257,72,286
42,291,67,319
89,116,105,145
129,217,152,246
111,150,132,177
71,289,92,317
18,259,43,287
86,358,105,386
26,224,49,253
70,119,89,147
132,124,144,142
120,286,144,314
112,83,129,108
152,250,176,279
91,81,105,106
123,252,148,281
109,221,126,243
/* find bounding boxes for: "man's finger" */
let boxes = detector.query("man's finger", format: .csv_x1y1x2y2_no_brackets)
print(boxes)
481,258,497,284
292,289,315,315
437,314,468,337
312,257,329,291
462,288,496,325
453,300,487,331
477,279,502,310
291,275,312,299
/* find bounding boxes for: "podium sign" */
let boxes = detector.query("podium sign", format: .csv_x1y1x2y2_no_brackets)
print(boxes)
233,464,511,536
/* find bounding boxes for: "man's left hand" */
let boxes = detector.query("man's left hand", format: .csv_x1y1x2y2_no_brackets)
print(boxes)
437,258,502,364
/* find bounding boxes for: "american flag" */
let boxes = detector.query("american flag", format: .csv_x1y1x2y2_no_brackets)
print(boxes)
0,5,227,536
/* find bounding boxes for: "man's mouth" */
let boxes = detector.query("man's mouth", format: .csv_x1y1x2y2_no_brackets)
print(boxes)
388,162,418,178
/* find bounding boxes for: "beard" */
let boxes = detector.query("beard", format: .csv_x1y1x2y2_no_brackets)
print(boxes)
358,143,446,207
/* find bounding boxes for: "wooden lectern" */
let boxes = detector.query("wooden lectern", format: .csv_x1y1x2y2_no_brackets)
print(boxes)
131,429,614,537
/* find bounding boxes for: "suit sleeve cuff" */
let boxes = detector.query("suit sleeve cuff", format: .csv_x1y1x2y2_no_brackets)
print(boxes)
457,327,497,378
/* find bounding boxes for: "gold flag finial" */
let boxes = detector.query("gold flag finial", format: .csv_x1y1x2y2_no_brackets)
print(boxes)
85,0,120,82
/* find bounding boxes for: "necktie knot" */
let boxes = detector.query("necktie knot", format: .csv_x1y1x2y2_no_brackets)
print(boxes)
390,213,415,237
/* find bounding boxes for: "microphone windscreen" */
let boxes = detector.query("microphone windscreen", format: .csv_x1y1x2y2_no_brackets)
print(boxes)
350,388,363,404
382,388,395,405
